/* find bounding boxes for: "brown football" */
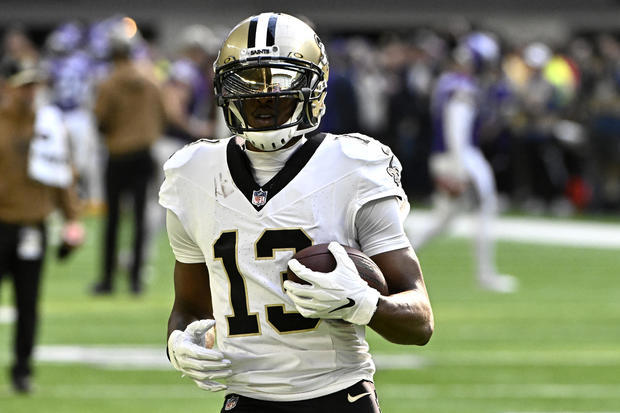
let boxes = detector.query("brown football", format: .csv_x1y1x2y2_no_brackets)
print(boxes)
286,243,389,296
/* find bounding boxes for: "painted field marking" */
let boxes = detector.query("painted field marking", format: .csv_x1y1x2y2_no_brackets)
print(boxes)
0,306,16,324
405,211,620,249
33,345,620,369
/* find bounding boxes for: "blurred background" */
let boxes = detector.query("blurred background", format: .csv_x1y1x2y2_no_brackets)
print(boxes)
2,0,618,212
0,1,619,412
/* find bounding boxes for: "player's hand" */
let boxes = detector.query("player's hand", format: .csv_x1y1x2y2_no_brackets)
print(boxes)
58,220,85,260
284,242,380,325
167,319,232,392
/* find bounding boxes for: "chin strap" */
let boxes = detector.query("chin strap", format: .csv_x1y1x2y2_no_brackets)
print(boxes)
243,124,300,151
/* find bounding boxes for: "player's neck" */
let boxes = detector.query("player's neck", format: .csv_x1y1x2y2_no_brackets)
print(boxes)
243,136,307,186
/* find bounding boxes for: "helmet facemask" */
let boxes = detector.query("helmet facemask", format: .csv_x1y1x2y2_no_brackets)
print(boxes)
215,57,326,151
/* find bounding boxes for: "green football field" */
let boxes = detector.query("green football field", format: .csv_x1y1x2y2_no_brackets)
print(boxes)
1,215,619,413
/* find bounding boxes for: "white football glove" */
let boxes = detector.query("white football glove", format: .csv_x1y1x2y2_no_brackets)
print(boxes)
284,242,380,325
167,319,232,392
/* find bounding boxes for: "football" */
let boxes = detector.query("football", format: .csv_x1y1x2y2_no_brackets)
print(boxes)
287,243,389,296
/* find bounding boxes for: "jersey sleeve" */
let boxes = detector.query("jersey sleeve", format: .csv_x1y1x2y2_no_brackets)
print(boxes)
355,196,414,258
338,133,411,246
166,210,205,263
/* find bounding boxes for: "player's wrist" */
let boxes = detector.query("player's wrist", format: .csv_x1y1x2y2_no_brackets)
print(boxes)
346,286,380,325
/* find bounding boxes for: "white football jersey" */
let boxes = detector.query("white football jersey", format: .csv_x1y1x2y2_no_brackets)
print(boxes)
159,133,408,401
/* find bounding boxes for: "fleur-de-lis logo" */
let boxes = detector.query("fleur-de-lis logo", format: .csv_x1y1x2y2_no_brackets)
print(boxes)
315,34,328,67
386,156,401,186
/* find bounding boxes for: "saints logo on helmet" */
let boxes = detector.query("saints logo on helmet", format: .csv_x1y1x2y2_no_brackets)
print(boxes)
214,13,329,151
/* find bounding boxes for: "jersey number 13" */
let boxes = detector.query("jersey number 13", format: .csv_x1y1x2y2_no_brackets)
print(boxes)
213,229,320,337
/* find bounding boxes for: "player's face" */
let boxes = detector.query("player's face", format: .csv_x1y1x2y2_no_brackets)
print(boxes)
242,96,297,129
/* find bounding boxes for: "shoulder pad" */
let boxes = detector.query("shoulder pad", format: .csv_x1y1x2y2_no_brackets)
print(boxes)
163,137,228,172
330,133,394,164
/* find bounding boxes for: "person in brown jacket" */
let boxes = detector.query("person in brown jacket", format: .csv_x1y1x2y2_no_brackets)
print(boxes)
0,59,84,393
92,33,165,295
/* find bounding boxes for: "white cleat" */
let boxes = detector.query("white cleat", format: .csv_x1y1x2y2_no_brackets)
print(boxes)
479,274,518,293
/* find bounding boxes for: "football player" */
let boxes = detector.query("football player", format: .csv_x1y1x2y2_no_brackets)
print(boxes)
160,13,433,412
43,22,103,206
411,32,518,293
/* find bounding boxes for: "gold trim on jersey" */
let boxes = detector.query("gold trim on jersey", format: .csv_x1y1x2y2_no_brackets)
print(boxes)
253,227,313,260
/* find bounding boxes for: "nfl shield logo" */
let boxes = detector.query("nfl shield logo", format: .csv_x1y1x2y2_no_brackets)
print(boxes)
252,189,268,207
224,395,239,411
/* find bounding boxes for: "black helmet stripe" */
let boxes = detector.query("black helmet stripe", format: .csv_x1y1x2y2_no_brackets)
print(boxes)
248,13,278,49
266,14,278,46
247,16,258,48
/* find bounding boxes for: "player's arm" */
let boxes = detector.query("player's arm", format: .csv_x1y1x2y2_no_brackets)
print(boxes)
166,209,213,337
368,247,433,345
167,260,213,338
285,197,434,345
164,210,232,392
358,197,432,345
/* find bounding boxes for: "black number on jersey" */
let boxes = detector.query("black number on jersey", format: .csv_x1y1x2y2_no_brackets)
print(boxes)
213,231,260,335
256,229,320,333
213,229,320,337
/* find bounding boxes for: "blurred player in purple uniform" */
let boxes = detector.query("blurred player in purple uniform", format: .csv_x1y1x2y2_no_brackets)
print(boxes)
411,32,518,293
43,22,103,207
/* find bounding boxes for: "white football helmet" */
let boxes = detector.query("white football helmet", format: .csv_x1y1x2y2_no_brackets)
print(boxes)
214,13,329,151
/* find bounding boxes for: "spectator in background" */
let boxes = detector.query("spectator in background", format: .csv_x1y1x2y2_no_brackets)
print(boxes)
319,37,360,134
383,34,437,198
0,59,84,393
91,25,166,295
476,43,519,202
587,34,620,210
348,37,391,138
410,32,518,293
509,42,572,212
162,24,218,146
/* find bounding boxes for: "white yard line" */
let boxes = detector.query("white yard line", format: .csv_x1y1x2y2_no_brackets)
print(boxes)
0,384,201,399
33,345,620,370
405,212,620,249
35,345,171,370
34,345,428,370
0,306,16,324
